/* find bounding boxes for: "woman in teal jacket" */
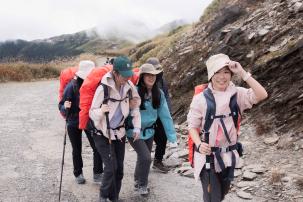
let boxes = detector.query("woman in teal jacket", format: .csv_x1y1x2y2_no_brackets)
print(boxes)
126,63,177,195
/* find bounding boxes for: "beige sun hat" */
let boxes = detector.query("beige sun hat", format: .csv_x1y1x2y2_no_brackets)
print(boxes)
146,57,162,71
205,53,231,81
139,63,163,76
75,60,95,79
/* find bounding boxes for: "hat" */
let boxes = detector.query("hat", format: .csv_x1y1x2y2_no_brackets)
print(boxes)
139,63,163,76
146,57,162,70
113,56,133,78
205,53,231,81
76,60,95,79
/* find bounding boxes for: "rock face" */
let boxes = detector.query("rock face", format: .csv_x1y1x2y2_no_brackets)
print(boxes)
134,0,303,135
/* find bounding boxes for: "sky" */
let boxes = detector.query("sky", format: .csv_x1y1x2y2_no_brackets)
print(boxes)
0,0,212,42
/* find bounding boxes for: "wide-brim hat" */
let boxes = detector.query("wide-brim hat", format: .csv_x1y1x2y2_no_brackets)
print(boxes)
205,53,231,81
146,57,162,71
113,56,134,78
76,60,95,79
139,63,163,76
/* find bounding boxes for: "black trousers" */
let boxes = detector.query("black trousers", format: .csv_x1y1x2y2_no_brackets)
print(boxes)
154,118,167,161
200,161,231,202
67,125,103,177
93,134,126,201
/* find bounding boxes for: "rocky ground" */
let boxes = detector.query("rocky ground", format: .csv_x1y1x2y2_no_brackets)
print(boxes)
1,80,302,202
0,80,201,202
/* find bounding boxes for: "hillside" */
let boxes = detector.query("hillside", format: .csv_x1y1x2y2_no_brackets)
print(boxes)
130,0,303,135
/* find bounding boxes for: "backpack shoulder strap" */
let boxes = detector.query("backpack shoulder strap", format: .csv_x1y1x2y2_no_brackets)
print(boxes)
229,93,241,130
101,83,109,105
203,88,216,133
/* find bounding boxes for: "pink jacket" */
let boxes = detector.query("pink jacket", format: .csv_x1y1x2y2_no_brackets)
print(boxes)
89,72,141,140
187,82,258,180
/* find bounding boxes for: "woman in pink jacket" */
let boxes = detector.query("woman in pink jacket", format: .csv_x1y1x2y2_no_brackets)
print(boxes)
187,53,268,202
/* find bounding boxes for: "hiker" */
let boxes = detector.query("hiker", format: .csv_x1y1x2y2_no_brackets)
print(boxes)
89,56,141,202
146,57,177,173
58,60,103,184
126,63,177,195
187,53,268,202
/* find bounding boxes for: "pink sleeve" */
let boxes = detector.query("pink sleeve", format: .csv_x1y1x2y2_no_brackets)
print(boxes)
236,87,258,112
187,94,205,129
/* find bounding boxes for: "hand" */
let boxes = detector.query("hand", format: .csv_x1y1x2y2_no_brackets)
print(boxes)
64,101,71,109
129,98,139,110
227,61,246,77
198,142,211,155
168,142,178,148
101,104,110,114
132,132,140,142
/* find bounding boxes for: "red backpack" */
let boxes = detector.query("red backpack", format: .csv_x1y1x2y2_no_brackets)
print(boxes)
58,67,78,102
78,65,139,129
188,84,241,168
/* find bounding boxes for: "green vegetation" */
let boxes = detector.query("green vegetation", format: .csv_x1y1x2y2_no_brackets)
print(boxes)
130,25,192,66
200,0,223,21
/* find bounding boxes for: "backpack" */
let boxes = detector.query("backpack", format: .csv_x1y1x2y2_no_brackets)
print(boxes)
78,65,139,130
58,67,78,118
188,84,242,168
58,67,78,102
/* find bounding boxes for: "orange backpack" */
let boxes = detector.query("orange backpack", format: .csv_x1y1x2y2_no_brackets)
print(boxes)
188,84,241,168
58,67,78,102
78,65,139,129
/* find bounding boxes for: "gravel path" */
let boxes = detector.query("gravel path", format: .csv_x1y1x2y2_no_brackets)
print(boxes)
0,80,202,202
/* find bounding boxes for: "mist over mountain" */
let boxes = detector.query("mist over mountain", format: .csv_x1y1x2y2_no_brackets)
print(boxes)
0,19,188,62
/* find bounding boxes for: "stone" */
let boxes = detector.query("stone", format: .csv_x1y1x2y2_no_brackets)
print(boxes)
251,164,267,174
264,136,279,145
258,28,270,36
235,158,244,169
243,171,257,180
248,33,255,40
234,169,242,177
182,168,194,178
237,190,253,199
237,181,257,188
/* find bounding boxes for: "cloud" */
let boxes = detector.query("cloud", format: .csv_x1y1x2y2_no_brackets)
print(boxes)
0,0,212,41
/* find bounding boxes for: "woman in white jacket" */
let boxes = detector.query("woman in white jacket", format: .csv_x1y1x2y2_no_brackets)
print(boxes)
89,56,141,202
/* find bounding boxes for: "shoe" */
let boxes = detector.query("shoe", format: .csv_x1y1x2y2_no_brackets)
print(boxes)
75,173,86,184
152,160,170,173
99,197,108,202
137,185,149,195
134,181,139,191
93,173,103,183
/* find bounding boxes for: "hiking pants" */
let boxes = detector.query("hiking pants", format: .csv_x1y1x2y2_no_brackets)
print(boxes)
128,136,154,187
154,118,167,161
200,166,231,202
93,134,126,201
67,125,103,177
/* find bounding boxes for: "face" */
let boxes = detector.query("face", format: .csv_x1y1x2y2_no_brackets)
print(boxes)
143,73,156,89
211,66,232,91
114,71,130,86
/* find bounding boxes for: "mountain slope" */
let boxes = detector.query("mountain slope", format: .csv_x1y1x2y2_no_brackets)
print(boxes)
130,0,303,135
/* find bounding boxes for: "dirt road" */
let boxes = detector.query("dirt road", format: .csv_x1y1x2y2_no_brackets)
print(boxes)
0,80,202,202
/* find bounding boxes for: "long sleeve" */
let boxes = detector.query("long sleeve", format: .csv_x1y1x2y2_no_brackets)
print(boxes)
89,85,106,124
158,91,177,143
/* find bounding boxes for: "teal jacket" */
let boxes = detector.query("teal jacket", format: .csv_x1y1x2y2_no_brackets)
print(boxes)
126,90,177,142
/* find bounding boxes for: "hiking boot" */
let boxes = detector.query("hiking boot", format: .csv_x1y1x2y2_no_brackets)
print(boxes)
136,185,149,195
98,197,108,202
75,173,86,184
134,181,139,191
152,160,170,173
93,173,103,183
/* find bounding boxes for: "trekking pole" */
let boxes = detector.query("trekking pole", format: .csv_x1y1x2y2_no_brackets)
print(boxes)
205,132,211,201
105,112,118,201
59,109,69,202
